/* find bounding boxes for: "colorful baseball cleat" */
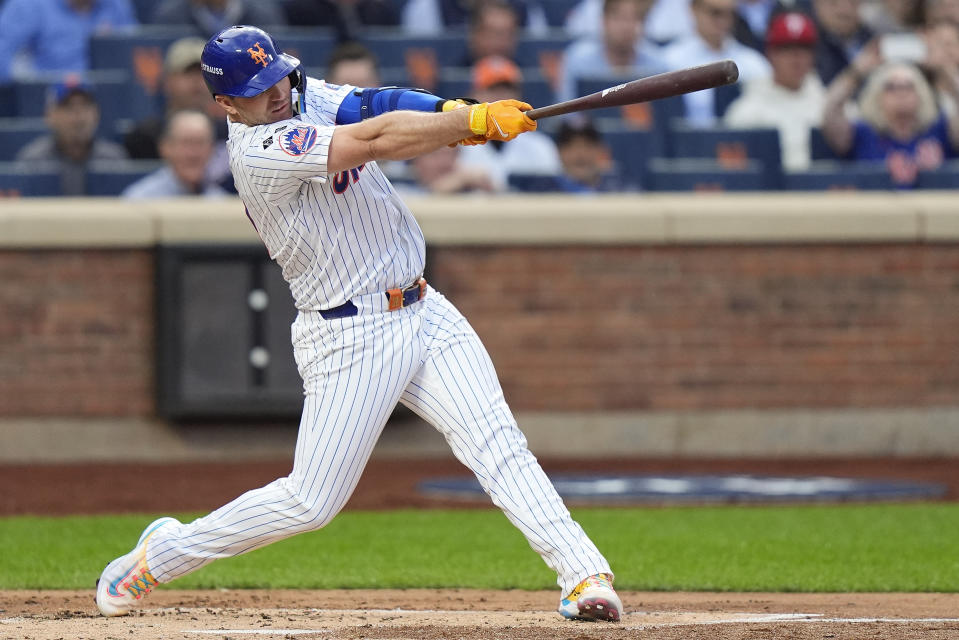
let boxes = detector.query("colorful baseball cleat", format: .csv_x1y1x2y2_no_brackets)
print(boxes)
95,517,179,617
558,572,623,622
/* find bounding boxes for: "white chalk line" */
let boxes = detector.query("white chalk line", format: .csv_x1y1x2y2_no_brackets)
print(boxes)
169,610,959,636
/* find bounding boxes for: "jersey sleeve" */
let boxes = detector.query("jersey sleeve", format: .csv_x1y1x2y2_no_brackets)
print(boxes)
239,120,335,204
303,79,357,125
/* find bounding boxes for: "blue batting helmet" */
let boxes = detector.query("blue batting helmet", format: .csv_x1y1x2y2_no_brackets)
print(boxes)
201,26,306,110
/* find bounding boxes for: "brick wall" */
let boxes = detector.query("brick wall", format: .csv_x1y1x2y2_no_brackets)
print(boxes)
2,243,957,417
0,250,155,416
429,244,959,411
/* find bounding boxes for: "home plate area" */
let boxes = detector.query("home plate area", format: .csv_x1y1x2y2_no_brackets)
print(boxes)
4,591,959,640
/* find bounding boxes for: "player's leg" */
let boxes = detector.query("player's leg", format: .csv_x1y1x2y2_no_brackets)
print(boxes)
399,288,621,621
96,309,423,616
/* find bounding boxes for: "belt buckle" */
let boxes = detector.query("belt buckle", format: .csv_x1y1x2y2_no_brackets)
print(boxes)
385,277,426,312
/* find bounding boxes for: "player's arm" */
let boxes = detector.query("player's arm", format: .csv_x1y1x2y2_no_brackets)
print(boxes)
326,100,535,175
334,87,469,124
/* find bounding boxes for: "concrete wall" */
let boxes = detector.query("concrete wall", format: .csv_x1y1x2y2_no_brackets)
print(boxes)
1,194,957,458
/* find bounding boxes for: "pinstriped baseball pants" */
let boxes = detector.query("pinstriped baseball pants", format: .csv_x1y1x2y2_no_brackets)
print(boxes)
147,287,611,595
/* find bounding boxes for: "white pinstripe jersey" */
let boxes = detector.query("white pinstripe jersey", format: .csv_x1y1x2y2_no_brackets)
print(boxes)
226,78,426,311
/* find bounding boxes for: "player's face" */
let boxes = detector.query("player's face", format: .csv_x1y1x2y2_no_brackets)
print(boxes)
217,76,293,126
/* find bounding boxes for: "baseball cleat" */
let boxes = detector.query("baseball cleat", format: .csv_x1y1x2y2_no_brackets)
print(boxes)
95,517,179,617
558,572,623,622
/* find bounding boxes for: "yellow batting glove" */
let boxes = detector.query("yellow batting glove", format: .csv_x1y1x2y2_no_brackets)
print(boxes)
442,99,489,146
468,100,536,142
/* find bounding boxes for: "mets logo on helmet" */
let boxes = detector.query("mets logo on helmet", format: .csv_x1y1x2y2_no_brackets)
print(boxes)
248,42,269,67
280,125,318,156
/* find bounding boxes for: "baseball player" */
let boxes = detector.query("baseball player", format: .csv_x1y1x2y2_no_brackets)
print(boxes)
95,25,622,623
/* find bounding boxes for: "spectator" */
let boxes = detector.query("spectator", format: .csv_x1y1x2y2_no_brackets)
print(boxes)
822,46,959,186
927,20,959,111
149,0,285,37
401,145,497,194
734,0,796,52
458,56,562,189
554,119,622,192
15,79,127,196
325,41,382,87
724,12,825,171
122,110,227,198
811,0,874,85
927,0,959,26
461,0,521,66
283,0,399,43
0,0,137,85
863,0,926,35
564,0,696,45
662,0,772,126
401,0,546,36
559,0,666,102
125,37,224,159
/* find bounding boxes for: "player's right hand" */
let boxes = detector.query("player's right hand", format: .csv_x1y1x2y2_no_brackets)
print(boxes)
468,100,536,142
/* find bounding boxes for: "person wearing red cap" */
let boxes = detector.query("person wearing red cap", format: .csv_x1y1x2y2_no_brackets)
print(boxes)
724,11,825,171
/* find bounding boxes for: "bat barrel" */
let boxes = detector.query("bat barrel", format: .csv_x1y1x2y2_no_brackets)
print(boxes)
525,59,740,121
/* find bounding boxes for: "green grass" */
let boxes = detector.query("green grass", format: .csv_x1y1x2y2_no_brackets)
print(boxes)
1,504,958,591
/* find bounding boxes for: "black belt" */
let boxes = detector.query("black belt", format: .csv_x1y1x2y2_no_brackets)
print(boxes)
320,277,427,319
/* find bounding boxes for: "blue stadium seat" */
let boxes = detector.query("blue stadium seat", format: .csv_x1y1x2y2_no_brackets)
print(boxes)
436,69,555,107
810,127,843,160
917,161,959,189
508,173,561,192
12,71,158,135
646,158,767,191
516,32,575,60
782,161,894,190
669,124,782,189
594,119,664,189
363,31,468,68
86,160,164,196
91,28,337,73
575,73,683,125
713,82,741,118
0,162,61,196
0,83,15,117
537,0,580,26
0,118,47,161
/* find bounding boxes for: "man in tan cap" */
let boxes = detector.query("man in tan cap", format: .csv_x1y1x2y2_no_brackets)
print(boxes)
125,37,224,158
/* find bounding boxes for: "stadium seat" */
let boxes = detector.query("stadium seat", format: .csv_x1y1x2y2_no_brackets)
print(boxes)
508,173,561,192
0,83,15,117
12,71,158,136
782,161,894,190
669,124,782,189
917,161,959,189
575,74,684,133
713,82,741,119
0,162,61,196
594,119,664,189
90,28,337,89
645,158,767,192
86,160,164,196
810,127,843,160
516,32,575,60
0,118,47,161
537,0,580,26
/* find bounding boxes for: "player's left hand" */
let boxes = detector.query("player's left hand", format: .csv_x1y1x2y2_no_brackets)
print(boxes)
468,100,537,142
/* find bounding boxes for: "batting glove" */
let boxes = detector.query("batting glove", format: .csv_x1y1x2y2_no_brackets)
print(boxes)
468,100,537,142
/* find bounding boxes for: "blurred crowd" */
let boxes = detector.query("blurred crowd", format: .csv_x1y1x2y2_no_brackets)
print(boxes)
0,0,958,196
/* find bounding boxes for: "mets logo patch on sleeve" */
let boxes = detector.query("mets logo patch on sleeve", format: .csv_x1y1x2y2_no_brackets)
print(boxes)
280,125,318,156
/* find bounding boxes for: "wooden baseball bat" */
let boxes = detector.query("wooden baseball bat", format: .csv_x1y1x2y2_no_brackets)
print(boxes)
525,59,740,121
